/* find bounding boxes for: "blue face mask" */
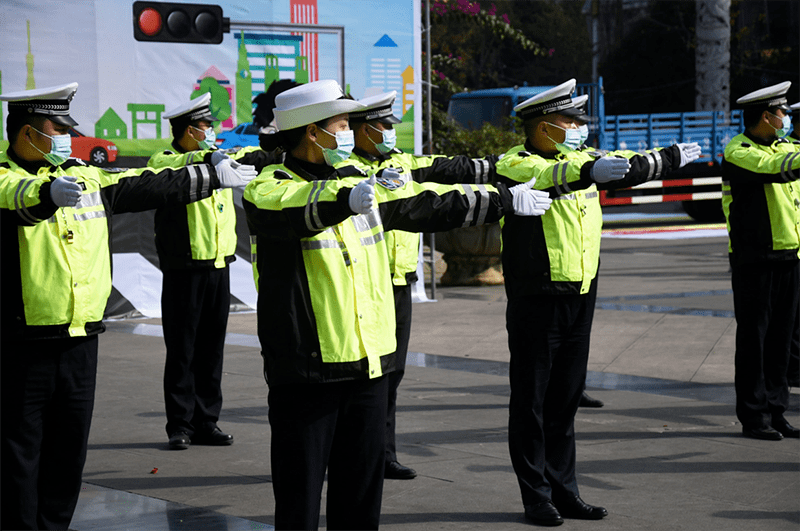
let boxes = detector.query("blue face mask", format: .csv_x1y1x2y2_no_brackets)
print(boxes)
30,127,72,166
546,122,582,153
192,125,217,150
317,128,355,166
368,124,397,154
578,124,589,145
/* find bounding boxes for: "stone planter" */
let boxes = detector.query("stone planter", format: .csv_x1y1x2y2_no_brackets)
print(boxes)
434,222,504,285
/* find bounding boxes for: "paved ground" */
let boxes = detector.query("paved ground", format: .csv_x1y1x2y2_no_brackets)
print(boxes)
71,233,799,530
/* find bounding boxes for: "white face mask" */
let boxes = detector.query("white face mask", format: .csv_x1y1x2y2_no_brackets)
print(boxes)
316,127,355,166
367,123,397,154
30,127,72,166
191,125,217,150
578,124,589,145
546,122,582,153
767,112,793,138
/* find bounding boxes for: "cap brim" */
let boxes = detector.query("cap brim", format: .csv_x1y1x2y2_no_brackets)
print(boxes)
275,99,366,130
50,114,78,127
558,107,583,117
376,114,402,125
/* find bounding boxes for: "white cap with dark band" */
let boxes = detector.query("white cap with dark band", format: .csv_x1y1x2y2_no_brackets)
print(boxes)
0,82,79,126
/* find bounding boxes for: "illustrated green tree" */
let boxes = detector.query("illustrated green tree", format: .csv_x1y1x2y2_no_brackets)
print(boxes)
191,77,232,124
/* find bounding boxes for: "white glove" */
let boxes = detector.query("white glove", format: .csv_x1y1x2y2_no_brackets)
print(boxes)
677,142,702,168
590,156,630,183
510,178,552,217
50,175,82,207
349,175,376,215
212,151,258,188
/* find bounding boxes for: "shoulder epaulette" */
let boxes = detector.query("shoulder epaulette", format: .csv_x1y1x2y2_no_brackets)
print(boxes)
273,170,292,180
517,151,531,158
336,165,368,178
740,143,751,148
61,159,87,169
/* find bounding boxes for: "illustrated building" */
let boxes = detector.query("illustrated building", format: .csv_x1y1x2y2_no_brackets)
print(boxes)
402,65,415,116
368,35,403,118
236,31,253,125
237,33,305,106
95,108,127,139
290,0,319,82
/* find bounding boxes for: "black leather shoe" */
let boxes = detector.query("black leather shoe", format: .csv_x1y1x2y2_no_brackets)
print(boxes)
524,501,563,526
742,426,783,441
385,461,417,480
579,392,604,408
771,418,800,439
554,496,608,520
168,431,191,450
192,427,234,446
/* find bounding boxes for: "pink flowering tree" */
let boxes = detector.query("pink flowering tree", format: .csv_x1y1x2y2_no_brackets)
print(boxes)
424,1,548,155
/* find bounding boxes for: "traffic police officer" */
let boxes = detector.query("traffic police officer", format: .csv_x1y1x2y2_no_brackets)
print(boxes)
245,79,551,530
0,82,255,530
571,94,605,409
722,81,800,441
786,101,800,388
495,79,701,526
346,90,499,480
152,93,268,450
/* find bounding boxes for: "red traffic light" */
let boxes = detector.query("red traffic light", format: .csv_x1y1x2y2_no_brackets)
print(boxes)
132,1,229,44
137,7,163,37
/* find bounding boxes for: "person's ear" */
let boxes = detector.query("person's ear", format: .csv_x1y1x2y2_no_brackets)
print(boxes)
307,123,318,142
20,123,35,144
538,121,549,137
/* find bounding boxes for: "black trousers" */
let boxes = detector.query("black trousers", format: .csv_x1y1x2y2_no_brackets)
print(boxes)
506,278,597,506
162,266,230,437
1,335,98,530
386,283,412,464
268,376,388,531
790,296,800,386
731,260,799,428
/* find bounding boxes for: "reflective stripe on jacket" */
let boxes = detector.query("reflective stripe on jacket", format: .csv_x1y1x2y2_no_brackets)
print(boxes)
722,133,800,264
495,142,682,297
243,155,513,385
1,151,218,340
348,148,497,285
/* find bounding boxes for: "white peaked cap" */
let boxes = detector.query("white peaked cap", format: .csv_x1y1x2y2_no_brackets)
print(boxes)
273,80,365,130
0,82,79,126
514,79,580,120
351,91,402,123
736,81,791,110
163,92,214,122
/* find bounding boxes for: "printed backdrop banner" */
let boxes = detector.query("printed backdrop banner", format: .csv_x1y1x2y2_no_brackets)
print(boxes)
0,0,422,318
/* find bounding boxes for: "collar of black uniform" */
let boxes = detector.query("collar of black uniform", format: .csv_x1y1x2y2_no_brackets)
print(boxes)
523,139,561,160
743,130,778,147
353,146,393,163
284,153,339,181
6,146,72,174
171,140,188,154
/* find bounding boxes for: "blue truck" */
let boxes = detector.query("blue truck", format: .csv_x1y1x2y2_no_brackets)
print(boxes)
446,77,745,221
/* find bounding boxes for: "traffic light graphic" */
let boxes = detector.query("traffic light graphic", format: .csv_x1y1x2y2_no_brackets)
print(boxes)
133,2,230,44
